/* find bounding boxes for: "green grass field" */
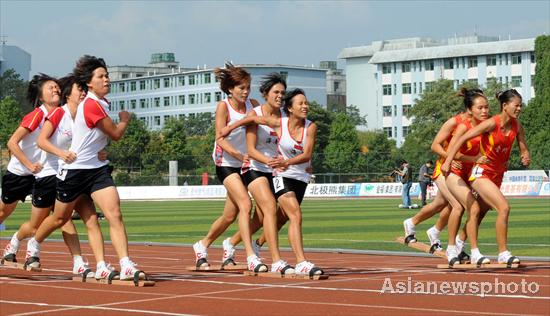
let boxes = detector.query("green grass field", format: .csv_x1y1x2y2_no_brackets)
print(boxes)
1,198,549,257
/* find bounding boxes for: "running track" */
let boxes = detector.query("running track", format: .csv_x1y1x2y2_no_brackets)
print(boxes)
1,241,548,315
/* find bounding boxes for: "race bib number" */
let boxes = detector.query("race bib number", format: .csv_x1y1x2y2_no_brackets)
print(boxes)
471,166,484,179
57,167,67,181
273,176,285,193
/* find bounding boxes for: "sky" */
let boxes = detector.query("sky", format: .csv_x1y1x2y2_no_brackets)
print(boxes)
1,0,549,77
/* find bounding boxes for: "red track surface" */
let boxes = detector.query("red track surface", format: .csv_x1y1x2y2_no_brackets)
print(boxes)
1,241,548,315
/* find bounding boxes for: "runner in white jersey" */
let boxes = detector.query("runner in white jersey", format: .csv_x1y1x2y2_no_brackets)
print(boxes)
26,56,148,281
224,73,295,275
219,88,324,276
192,63,268,273
1,74,91,274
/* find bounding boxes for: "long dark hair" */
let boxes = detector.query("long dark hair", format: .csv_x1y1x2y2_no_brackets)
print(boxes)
27,73,58,108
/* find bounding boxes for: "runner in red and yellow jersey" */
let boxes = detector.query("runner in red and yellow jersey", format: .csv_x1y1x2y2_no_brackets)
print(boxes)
442,89,529,266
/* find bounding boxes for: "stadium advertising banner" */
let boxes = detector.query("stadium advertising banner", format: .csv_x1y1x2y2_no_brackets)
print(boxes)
115,181,549,200
503,170,549,182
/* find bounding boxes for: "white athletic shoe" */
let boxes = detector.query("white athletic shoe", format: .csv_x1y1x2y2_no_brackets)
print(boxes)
73,259,94,278
222,238,236,265
247,255,267,272
3,241,18,262
295,260,323,276
403,218,416,242
471,252,491,265
24,239,41,269
498,251,520,265
95,263,116,280
120,260,145,281
271,260,294,275
446,247,459,264
193,240,209,267
455,236,465,254
426,226,441,249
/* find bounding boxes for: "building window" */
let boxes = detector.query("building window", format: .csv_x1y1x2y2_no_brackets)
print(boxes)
140,99,146,108
468,57,478,68
279,71,288,81
531,52,535,64
164,115,170,123
468,78,478,85
154,116,160,126
163,96,170,106
383,106,392,117
511,53,522,65
443,59,454,69
382,64,392,74
425,60,434,71
178,76,185,86
119,100,125,110
383,127,392,137
402,104,412,118
425,81,434,92
179,95,185,105
382,84,392,95
402,62,411,73
139,80,146,90
333,81,340,92
413,82,417,94
130,81,136,91
154,97,160,107
130,99,136,109
531,75,534,87
402,83,411,94
163,77,171,88
189,75,196,85
119,83,126,92
487,55,497,66
204,92,212,103
189,94,196,104
511,76,522,87
403,126,410,137
121,73,129,79
204,73,211,84
153,79,160,89
419,82,423,93
215,91,222,102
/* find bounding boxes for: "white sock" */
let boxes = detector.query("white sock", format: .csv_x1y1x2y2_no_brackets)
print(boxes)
455,236,464,246
119,256,130,266
498,250,510,258
96,260,106,268
73,255,83,264
431,226,440,235
10,232,20,247
471,248,481,258
447,245,457,253
405,218,415,229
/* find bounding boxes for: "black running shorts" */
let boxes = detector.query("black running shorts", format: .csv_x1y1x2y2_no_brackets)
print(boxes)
215,166,242,184
32,175,57,208
274,177,308,204
1,171,35,204
57,165,115,203
242,169,275,193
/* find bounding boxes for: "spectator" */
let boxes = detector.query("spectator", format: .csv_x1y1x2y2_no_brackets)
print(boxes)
418,160,434,206
395,160,416,209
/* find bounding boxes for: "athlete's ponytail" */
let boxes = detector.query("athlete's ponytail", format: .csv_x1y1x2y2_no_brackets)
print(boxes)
27,73,58,108
495,89,522,110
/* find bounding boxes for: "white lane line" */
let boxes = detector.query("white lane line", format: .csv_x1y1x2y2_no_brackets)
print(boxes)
2,300,196,316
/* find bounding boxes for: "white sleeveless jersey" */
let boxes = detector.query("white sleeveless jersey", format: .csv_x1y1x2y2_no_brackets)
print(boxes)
248,107,284,173
212,98,253,168
276,117,312,183
37,105,74,178
7,105,48,176
63,91,110,170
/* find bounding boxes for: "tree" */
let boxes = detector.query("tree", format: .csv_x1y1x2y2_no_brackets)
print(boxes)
0,69,31,114
0,97,23,147
107,113,150,173
323,112,364,175
399,79,462,168
344,104,367,127
307,101,334,173
357,130,398,181
521,35,550,169
163,117,193,171
182,112,214,136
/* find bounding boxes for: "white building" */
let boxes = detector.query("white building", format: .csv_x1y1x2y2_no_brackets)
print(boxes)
0,43,31,81
109,61,327,130
339,36,537,146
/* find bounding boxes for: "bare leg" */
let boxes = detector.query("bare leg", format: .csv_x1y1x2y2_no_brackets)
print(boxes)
277,192,306,263
202,197,238,247
75,195,105,263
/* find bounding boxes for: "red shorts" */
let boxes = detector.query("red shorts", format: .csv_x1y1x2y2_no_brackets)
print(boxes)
451,163,473,183
469,165,503,188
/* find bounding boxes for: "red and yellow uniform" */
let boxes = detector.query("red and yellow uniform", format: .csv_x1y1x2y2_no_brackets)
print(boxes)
450,119,482,182
469,115,518,187
432,114,464,180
